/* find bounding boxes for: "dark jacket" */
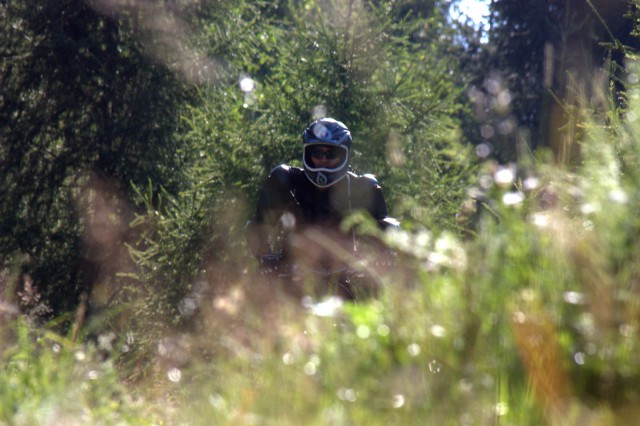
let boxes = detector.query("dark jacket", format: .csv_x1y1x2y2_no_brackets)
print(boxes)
246,164,391,257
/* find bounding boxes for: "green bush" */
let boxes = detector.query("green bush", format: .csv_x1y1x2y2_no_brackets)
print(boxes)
118,0,473,355
0,319,153,424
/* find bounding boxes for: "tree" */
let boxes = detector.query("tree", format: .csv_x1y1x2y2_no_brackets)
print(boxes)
0,0,192,319
467,0,635,163
124,0,475,337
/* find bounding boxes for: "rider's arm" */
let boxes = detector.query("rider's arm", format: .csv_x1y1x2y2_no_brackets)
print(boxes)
359,174,399,229
245,165,296,258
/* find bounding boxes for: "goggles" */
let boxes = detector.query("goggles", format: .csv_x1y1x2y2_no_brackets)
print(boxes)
309,146,344,160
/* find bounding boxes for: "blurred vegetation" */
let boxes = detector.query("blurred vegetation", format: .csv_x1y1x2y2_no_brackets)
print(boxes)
2,0,640,424
0,0,195,320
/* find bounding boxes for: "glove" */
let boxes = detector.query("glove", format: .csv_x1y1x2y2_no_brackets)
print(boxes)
258,254,286,275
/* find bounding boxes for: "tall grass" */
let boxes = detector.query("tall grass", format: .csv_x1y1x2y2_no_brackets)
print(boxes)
3,64,640,426
0,319,155,424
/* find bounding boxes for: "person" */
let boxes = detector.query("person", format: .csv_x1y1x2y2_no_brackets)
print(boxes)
245,117,398,300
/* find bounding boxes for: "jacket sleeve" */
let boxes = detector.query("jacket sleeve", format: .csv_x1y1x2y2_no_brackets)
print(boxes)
359,174,387,219
245,165,295,257
359,174,399,229
254,164,297,225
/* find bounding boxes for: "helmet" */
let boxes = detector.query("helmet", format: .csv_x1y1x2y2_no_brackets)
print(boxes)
302,118,352,188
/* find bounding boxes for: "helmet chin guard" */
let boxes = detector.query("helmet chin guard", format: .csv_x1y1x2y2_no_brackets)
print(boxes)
302,118,352,188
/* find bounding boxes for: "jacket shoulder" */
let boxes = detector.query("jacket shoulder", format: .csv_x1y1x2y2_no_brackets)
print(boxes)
268,164,304,187
349,171,381,188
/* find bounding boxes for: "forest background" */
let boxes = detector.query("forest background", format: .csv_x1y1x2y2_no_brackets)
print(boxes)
2,0,640,424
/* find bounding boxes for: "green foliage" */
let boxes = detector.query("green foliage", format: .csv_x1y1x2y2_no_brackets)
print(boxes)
9,1,640,425
0,319,151,424
464,0,636,162
187,0,474,220
119,0,474,345
151,59,640,424
0,0,193,318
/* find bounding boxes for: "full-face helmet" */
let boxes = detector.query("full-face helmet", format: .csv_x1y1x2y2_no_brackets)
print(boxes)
302,118,352,188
